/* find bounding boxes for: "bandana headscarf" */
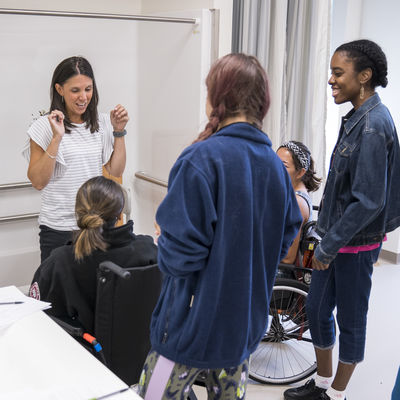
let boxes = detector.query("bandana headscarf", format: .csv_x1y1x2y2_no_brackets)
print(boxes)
279,141,310,171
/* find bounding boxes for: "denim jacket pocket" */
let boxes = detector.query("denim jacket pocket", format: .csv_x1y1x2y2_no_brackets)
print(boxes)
333,141,357,174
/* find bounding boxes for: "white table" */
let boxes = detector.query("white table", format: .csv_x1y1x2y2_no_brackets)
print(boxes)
0,286,142,400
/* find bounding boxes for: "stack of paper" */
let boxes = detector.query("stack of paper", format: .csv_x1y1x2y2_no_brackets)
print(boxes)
0,285,51,331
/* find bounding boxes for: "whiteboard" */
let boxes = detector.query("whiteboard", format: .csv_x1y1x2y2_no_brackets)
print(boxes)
0,10,209,185
0,9,214,283
135,9,211,182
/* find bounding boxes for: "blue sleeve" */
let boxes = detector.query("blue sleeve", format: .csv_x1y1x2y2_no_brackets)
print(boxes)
156,159,217,277
392,366,400,400
315,129,388,264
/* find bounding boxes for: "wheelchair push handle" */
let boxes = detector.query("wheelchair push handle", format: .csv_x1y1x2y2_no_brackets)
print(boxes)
99,261,131,279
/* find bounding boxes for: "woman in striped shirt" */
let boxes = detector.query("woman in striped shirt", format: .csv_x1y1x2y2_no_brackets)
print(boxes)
23,56,129,262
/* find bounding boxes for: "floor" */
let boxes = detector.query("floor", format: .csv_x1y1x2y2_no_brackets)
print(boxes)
193,259,400,400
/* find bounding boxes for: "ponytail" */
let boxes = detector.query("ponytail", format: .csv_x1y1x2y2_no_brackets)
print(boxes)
193,104,226,143
73,176,125,261
74,214,107,261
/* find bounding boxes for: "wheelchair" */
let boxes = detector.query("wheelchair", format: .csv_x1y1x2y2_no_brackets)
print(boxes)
249,216,321,385
52,261,162,386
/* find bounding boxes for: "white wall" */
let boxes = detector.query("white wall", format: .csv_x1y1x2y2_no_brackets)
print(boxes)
326,0,363,166
141,0,214,12
330,0,400,259
212,0,233,56
141,0,233,56
0,0,233,56
0,0,142,287
360,0,400,140
132,8,214,237
0,0,142,14
0,0,220,287
360,0,400,256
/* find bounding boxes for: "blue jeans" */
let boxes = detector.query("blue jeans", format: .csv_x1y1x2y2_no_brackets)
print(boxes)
306,246,381,364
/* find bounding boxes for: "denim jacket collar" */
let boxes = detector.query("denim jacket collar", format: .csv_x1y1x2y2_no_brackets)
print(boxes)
343,93,381,135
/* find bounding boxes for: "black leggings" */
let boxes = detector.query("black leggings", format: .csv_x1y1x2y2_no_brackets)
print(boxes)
39,225,73,263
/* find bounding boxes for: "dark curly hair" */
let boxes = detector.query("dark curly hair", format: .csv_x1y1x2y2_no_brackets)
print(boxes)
278,141,322,192
335,39,388,89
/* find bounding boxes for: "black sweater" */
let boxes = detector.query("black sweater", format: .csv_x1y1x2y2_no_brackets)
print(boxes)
29,220,158,332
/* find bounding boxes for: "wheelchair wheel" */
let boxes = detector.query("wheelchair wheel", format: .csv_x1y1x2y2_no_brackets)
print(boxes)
249,278,316,385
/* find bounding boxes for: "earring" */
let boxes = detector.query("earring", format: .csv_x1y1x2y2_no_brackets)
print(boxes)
360,84,365,100
61,95,64,104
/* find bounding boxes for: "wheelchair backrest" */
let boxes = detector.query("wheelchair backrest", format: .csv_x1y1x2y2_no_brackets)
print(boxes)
95,263,162,385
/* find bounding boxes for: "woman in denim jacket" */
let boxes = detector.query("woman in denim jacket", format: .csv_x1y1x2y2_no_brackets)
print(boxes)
284,40,400,400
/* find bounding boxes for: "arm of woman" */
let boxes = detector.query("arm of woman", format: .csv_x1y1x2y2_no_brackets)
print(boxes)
104,104,128,177
156,159,216,277
280,194,310,264
27,111,64,190
29,256,68,318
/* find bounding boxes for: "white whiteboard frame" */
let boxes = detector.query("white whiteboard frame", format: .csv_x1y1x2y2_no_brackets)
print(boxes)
0,7,198,24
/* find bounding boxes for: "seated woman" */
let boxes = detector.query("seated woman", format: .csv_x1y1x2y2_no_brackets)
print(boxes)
277,141,321,264
29,176,158,333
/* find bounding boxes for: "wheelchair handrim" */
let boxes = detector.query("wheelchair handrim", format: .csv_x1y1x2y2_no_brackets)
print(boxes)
249,284,316,385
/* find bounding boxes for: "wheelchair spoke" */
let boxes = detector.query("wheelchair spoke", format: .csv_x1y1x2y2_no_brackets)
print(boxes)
249,281,317,385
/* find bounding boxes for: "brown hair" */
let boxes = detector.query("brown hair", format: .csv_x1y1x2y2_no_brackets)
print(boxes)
194,53,270,143
50,56,99,133
73,176,124,260
278,141,322,192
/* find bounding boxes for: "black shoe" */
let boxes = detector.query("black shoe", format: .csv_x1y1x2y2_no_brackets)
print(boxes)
317,393,346,400
283,379,327,400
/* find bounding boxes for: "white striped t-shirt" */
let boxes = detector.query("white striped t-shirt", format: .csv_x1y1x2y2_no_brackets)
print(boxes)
22,114,114,230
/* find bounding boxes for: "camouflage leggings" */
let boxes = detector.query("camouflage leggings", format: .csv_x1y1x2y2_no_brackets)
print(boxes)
137,350,249,400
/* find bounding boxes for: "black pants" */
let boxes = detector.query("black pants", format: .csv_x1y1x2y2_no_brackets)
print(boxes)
39,225,74,263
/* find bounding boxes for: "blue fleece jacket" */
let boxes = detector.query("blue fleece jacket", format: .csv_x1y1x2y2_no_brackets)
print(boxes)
151,122,302,369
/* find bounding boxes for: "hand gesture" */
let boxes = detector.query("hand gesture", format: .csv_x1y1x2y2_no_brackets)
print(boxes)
110,104,129,133
48,110,65,140
312,257,330,271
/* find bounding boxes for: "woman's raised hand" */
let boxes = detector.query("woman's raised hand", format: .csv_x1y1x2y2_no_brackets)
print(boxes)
48,110,65,140
110,104,129,133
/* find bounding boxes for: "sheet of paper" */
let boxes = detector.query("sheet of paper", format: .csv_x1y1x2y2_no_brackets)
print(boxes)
0,384,139,400
0,285,51,331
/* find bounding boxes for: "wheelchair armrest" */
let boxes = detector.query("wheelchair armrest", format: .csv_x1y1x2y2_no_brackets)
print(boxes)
50,315,84,337
99,261,131,279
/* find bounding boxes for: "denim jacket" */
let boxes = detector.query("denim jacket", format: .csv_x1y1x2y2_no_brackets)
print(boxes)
315,94,400,264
